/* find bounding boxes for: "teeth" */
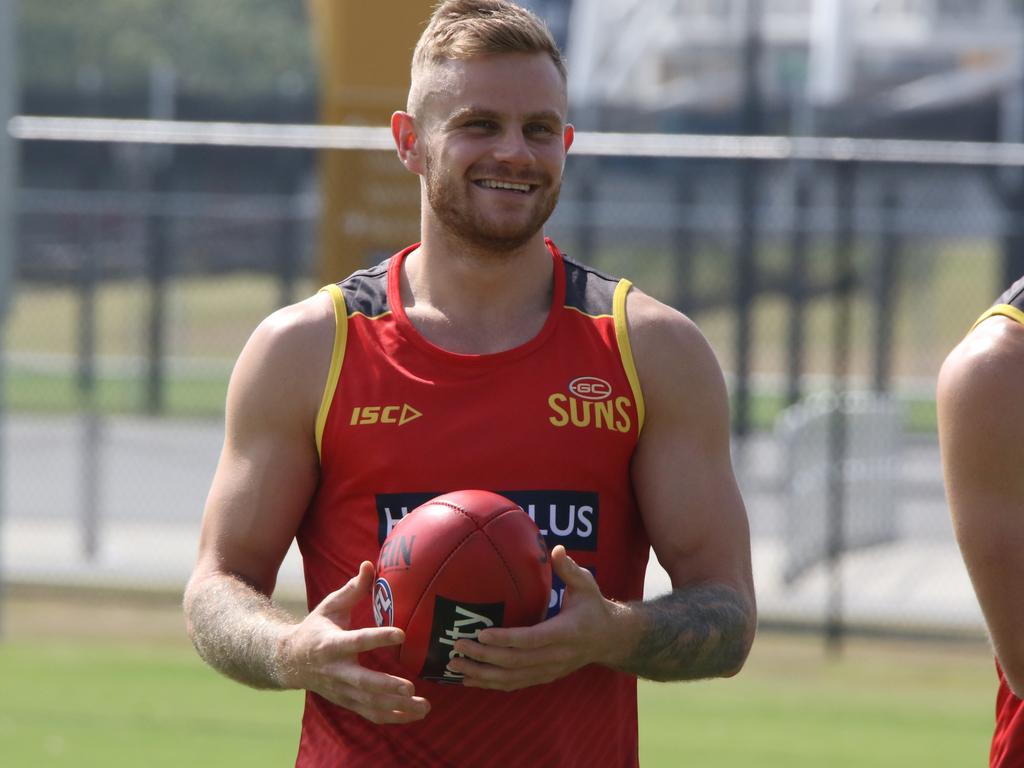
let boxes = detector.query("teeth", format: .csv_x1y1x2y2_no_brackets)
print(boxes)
479,179,531,193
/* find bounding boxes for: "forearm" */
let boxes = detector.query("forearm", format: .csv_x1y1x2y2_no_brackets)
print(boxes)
183,572,299,690
612,582,755,682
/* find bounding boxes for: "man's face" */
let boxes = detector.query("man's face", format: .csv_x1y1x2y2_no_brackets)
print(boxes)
416,52,572,253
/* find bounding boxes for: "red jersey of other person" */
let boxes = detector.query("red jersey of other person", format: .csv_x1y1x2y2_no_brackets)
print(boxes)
294,239,650,768
972,275,1024,768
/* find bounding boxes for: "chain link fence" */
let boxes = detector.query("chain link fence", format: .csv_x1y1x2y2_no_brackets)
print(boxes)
2,121,1007,638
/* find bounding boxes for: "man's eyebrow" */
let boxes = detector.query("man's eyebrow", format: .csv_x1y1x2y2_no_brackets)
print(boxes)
445,107,564,124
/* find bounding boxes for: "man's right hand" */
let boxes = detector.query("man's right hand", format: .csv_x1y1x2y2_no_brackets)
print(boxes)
277,561,431,724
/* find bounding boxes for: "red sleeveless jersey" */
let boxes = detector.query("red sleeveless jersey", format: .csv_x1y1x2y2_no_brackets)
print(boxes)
294,239,650,767
993,662,1024,767
974,278,1024,768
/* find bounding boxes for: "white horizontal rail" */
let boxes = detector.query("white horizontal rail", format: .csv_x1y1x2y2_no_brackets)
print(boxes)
11,115,1024,166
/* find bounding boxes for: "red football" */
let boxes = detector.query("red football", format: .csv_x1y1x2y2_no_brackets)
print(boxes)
372,490,552,683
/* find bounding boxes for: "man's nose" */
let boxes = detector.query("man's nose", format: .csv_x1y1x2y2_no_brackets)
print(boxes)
492,128,532,164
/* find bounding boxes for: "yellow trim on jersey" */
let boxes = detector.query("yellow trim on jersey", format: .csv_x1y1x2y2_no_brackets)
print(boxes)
564,304,614,321
613,279,645,434
972,303,1024,331
316,284,348,460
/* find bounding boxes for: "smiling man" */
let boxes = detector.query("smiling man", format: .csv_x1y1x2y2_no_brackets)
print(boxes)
183,2,756,766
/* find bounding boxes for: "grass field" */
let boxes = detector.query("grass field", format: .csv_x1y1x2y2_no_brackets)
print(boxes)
0,589,997,767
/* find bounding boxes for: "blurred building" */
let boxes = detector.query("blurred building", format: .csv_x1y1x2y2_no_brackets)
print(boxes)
559,0,1023,141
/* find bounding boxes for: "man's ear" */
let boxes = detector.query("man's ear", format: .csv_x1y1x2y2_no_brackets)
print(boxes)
392,111,423,174
563,123,574,154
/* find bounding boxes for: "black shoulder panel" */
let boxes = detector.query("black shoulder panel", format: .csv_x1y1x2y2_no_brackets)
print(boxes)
996,273,1024,312
337,259,391,317
562,255,621,317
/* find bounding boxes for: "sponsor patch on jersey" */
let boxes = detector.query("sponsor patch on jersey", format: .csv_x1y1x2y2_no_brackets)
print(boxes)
548,377,633,433
422,597,504,683
372,577,394,627
375,490,599,551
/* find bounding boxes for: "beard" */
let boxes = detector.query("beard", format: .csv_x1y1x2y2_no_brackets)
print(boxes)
423,149,562,253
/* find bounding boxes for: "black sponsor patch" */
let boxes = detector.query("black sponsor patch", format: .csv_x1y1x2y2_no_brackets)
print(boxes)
376,493,439,544
500,490,599,552
422,597,505,684
374,490,599,551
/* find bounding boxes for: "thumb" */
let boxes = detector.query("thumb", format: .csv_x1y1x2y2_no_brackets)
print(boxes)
314,560,375,620
551,546,595,591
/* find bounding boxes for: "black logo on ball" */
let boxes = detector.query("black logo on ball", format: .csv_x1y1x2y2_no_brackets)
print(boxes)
422,596,504,683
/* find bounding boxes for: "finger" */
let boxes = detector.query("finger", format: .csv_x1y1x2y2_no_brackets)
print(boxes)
455,638,571,669
331,662,419,699
355,702,431,725
449,656,557,692
477,616,563,649
314,561,376,616
318,626,406,657
550,546,594,589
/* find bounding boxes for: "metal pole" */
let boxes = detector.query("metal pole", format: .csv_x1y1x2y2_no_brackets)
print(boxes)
873,185,901,393
0,0,20,639
826,161,856,656
786,175,810,406
733,0,763,438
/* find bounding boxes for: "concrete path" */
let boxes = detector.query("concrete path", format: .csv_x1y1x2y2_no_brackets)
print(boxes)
0,414,984,632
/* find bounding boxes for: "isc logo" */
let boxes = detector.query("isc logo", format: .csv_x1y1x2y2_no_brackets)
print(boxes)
350,404,422,426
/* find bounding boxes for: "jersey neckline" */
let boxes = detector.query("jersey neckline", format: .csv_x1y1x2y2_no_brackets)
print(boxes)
386,238,566,366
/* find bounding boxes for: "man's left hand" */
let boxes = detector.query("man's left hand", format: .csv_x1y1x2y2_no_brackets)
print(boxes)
445,545,633,690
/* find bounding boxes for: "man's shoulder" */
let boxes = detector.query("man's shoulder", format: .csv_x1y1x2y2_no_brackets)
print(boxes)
940,316,1024,414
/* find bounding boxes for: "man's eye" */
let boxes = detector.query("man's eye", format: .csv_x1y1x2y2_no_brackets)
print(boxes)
526,124,555,135
467,120,497,130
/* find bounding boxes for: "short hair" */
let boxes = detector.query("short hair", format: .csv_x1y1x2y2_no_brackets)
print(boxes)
410,0,567,109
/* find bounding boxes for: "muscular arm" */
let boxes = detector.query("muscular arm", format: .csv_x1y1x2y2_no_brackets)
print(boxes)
183,295,428,721
449,289,755,688
939,316,1024,696
183,297,327,687
615,290,756,680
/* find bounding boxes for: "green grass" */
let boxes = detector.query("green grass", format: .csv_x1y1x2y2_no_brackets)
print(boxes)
5,366,230,418
0,634,995,767
0,643,303,767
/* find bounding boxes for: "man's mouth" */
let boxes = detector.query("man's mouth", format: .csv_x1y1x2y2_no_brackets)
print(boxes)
475,179,534,194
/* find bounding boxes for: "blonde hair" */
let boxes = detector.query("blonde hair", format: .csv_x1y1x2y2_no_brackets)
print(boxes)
409,0,566,111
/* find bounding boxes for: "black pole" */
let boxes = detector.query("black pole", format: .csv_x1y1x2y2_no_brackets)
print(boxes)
77,156,102,561
671,164,696,314
0,0,19,640
145,165,170,415
733,0,763,438
786,174,811,406
826,161,856,656
873,185,901,393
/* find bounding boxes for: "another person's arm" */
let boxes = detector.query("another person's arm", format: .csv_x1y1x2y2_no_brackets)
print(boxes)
449,290,756,688
939,315,1024,697
183,294,429,723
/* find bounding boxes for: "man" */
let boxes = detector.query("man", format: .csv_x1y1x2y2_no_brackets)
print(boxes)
183,1,756,765
939,275,1024,767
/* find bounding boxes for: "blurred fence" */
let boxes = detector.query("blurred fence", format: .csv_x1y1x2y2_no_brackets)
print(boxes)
2,117,1007,640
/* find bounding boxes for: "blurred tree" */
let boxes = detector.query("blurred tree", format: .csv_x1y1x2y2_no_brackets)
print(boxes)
19,0,315,99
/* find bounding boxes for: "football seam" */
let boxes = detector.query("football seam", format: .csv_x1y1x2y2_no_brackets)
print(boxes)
405,500,519,625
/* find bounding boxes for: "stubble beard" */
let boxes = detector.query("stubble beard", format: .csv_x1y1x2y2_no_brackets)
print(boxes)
423,149,561,255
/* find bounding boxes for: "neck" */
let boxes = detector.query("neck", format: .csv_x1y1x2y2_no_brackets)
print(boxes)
400,231,555,354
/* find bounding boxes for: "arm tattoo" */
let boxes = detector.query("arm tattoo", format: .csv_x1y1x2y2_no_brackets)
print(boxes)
618,583,754,682
183,574,298,690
